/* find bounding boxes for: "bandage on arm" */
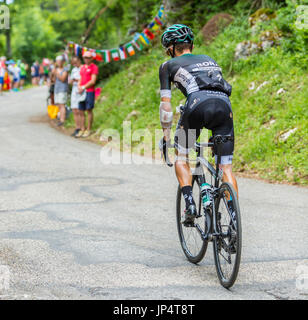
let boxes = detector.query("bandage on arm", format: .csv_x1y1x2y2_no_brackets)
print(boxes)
160,98,173,129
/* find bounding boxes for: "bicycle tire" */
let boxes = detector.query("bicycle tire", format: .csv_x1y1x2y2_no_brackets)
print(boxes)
213,182,242,288
176,175,208,264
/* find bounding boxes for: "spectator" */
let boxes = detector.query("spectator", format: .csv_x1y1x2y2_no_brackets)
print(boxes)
42,58,50,84
19,60,28,90
31,61,40,86
76,51,98,138
49,61,56,105
12,62,21,91
69,56,82,137
39,62,45,85
7,60,14,90
0,56,6,94
7,60,20,92
54,55,68,126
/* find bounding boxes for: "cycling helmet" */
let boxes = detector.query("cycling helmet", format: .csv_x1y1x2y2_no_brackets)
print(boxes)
161,24,194,49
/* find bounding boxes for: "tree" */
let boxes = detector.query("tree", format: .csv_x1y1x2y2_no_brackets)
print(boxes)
12,6,60,62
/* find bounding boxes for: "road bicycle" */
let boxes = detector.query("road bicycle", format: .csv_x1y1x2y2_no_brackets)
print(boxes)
162,115,242,289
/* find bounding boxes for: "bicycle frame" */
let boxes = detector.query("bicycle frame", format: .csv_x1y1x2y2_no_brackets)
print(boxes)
162,126,233,243
192,143,229,242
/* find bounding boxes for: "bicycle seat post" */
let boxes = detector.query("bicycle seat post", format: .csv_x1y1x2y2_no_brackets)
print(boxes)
194,143,203,180
215,154,221,188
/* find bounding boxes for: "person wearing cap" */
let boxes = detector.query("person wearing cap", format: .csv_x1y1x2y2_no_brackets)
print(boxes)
7,60,20,92
54,55,69,126
76,51,99,138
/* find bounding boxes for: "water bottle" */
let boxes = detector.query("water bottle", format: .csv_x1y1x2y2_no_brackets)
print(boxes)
201,183,212,207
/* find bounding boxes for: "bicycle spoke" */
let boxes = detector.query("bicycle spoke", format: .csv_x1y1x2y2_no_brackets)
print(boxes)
213,182,242,288
219,250,231,264
176,176,208,264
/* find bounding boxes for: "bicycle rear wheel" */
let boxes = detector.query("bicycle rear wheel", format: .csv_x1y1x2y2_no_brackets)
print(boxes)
213,182,242,288
176,175,208,264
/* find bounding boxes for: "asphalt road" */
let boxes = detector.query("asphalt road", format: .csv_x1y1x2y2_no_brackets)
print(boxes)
0,87,307,300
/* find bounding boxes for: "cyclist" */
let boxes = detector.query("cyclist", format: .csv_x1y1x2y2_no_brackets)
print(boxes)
158,24,238,225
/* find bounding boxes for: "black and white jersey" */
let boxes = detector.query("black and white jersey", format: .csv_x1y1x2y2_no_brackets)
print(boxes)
159,54,232,98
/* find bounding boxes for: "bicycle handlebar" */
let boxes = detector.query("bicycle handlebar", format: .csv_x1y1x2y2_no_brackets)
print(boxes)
161,135,233,168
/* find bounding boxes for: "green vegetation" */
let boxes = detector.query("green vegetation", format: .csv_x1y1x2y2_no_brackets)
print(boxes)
75,0,307,185
1,0,307,184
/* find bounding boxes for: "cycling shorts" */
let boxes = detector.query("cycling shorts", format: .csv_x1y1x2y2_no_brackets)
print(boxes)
174,90,234,164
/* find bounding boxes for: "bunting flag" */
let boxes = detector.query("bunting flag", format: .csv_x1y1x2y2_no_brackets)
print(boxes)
132,39,143,51
139,32,150,45
154,16,163,26
74,44,80,57
143,28,155,40
157,6,164,19
95,52,103,62
119,46,127,60
66,4,166,65
82,47,87,56
148,21,155,29
102,50,111,63
125,43,136,56
110,49,120,61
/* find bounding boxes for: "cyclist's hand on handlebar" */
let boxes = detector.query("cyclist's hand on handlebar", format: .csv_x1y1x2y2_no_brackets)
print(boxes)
159,137,173,167
176,104,185,114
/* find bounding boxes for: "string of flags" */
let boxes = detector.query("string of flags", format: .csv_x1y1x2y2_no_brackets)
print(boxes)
66,5,165,64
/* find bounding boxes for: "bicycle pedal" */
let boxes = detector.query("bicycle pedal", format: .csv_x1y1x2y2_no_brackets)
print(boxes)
182,220,195,227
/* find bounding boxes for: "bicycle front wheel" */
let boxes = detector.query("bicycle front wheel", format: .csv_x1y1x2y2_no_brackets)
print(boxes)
176,175,208,264
213,182,242,288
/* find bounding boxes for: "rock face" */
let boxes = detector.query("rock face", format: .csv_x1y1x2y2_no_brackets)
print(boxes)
234,9,281,60
249,8,277,27
234,41,260,60
202,13,234,44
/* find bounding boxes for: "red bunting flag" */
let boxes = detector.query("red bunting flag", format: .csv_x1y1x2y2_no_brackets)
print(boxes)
143,28,155,40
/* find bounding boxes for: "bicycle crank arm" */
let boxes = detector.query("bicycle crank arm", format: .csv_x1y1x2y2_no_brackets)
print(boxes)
195,224,214,242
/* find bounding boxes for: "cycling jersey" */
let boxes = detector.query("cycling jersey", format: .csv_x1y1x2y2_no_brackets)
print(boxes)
159,54,234,163
159,54,232,99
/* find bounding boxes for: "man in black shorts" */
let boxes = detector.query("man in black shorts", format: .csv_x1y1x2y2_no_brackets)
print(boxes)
158,24,238,224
